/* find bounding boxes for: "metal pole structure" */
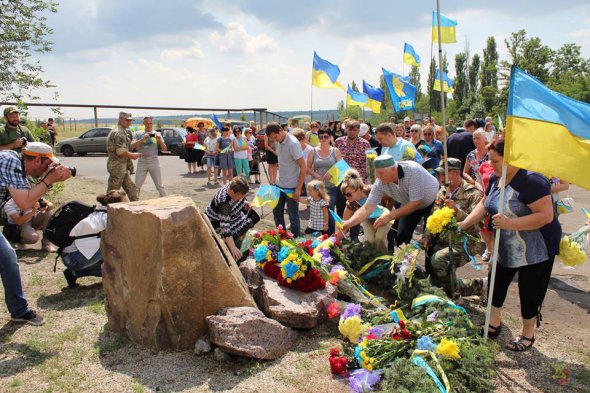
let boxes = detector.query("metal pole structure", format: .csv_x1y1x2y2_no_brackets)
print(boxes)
94,107,98,128
310,85,313,121
227,110,230,121
483,164,508,339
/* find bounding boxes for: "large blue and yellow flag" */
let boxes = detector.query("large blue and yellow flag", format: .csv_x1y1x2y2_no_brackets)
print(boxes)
403,43,421,67
432,11,457,44
328,159,352,187
312,52,344,89
362,81,384,114
251,185,295,209
346,84,369,107
433,69,454,93
211,114,223,130
382,68,416,112
505,66,590,190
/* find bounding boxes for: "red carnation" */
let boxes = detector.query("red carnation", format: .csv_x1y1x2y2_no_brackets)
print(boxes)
327,302,340,318
268,230,277,236
329,348,349,377
262,262,281,280
294,269,326,292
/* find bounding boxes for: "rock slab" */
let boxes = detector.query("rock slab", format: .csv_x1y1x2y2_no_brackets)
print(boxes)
207,307,298,360
239,259,336,329
102,196,256,351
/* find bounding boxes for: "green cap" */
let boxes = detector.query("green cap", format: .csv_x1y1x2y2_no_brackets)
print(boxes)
3,106,19,117
435,158,462,173
374,154,396,168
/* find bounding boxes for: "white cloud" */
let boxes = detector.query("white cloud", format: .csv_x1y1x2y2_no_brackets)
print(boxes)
161,41,205,60
209,22,277,54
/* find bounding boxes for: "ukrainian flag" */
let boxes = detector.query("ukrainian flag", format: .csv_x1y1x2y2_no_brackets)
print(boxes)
328,159,352,187
505,66,590,190
432,11,457,44
403,43,421,67
433,69,454,93
382,68,416,112
346,84,369,108
312,51,344,89
362,81,384,114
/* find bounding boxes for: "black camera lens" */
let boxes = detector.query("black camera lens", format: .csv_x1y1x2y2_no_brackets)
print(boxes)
68,166,77,177
150,133,156,137
21,137,27,147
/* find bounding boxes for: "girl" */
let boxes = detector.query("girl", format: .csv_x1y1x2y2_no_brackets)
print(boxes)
300,180,330,235
216,127,234,185
232,127,250,180
204,128,219,184
184,127,199,174
264,130,278,185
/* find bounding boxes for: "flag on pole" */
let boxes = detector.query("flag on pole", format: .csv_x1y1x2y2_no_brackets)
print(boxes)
328,159,352,187
433,69,454,93
193,143,206,150
505,66,590,190
432,11,458,43
329,210,344,229
362,81,384,114
312,51,345,89
346,84,369,107
403,43,421,66
211,114,223,130
382,68,416,112
497,115,504,133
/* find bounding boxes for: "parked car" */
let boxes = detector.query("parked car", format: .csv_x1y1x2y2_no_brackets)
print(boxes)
156,127,187,157
56,127,112,156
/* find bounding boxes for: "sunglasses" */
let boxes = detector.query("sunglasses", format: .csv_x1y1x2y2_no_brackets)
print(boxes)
319,135,330,140
423,133,433,136
410,130,420,133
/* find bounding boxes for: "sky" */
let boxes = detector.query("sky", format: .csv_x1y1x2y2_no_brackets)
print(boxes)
19,0,590,120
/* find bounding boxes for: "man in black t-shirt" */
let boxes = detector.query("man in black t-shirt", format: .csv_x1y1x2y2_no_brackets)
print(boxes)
447,119,477,168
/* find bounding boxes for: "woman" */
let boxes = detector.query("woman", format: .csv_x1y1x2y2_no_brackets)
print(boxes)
206,177,260,260
307,128,342,234
61,190,129,288
463,129,489,191
216,127,234,185
422,125,444,169
336,169,391,251
195,122,208,172
434,126,446,142
264,129,278,185
459,139,561,351
232,127,250,180
184,127,199,174
484,121,495,142
394,123,406,139
409,124,425,153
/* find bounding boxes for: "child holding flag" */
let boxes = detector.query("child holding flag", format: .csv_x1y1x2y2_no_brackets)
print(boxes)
204,128,219,185
216,127,235,185
299,180,330,235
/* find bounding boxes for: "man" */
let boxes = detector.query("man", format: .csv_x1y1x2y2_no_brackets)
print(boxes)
403,116,411,134
342,155,438,249
420,158,485,298
359,123,381,155
375,123,420,162
106,112,140,201
47,118,57,147
3,194,55,251
267,122,306,237
446,118,457,135
0,106,36,153
447,119,477,168
131,116,167,197
0,142,71,325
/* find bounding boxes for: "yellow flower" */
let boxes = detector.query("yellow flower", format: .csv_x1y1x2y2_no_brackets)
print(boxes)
338,316,369,343
436,338,461,359
367,153,377,159
559,236,587,266
426,206,455,234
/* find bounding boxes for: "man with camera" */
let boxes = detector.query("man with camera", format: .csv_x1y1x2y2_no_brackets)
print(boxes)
0,106,36,153
0,142,71,325
130,116,167,197
106,112,140,201
3,195,55,252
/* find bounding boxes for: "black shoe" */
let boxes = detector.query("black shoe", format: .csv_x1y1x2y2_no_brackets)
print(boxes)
12,309,45,326
63,269,79,288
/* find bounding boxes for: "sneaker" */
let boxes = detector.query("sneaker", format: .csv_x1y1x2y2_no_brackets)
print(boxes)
63,268,79,288
12,309,45,326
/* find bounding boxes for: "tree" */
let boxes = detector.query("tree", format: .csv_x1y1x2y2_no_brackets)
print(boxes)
453,53,467,110
480,37,499,113
468,53,480,98
409,65,422,100
548,43,590,102
379,74,391,112
351,80,359,92
0,1,58,100
427,57,436,113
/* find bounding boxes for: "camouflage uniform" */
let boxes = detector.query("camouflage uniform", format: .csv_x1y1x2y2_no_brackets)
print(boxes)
106,124,138,201
424,180,483,297
0,124,36,153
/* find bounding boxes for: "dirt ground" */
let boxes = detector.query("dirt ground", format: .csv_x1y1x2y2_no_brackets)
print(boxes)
0,176,589,393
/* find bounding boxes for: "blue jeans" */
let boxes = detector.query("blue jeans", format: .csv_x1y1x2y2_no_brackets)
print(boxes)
273,191,300,237
326,185,339,234
62,249,103,277
0,233,29,317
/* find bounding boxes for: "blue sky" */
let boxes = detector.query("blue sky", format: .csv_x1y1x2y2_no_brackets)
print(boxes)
27,0,590,120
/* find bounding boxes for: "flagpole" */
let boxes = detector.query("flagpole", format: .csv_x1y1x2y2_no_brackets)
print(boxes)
311,85,313,121
483,164,507,339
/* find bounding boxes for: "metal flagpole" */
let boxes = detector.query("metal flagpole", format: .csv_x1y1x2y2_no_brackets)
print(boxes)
483,164,508,339
311,84,313,121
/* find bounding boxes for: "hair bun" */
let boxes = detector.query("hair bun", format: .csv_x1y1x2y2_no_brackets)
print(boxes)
347,170,358,179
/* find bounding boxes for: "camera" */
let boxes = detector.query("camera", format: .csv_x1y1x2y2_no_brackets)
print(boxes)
20,137,27,147
39,199,47,208
68,166,77,177
149,133,156,138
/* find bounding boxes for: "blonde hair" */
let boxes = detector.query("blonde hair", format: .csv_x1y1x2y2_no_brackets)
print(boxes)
307,180,330,203
340,169,367,194
473,129,487,139
292,128,306,140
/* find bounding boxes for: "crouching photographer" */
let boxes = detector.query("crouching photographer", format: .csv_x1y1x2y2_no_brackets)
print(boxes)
0,142,71,326
2,196,55,251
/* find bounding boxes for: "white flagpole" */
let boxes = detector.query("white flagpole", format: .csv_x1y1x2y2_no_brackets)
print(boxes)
435,0,448,181
483,164,508,339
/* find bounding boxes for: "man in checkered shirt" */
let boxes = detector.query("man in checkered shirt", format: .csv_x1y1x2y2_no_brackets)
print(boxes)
0,142,71,326
342,155,438,250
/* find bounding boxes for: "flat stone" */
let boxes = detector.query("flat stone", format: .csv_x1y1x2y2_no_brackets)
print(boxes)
207,307,298,360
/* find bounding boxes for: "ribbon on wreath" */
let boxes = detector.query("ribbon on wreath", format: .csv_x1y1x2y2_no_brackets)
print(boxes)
411,350,451,393
411,295,467,313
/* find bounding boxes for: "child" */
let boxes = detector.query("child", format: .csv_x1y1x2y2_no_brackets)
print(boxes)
300,180,330,235
204,128,219,184
216,127,234,185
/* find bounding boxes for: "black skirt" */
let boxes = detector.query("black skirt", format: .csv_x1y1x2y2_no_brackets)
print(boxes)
185,147,200,163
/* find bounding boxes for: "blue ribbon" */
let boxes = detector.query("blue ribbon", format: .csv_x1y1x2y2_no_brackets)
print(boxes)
412,357,447,393
463,236,481,270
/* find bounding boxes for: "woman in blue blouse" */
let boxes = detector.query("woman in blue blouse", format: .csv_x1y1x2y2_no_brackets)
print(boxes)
459,139,561,351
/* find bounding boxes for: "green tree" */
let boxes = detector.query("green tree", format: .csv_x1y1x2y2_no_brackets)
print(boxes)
409,65,422,100
468,53,480,98
0,1,58,99
480,37,499,113
351,80,359,92
454,53,467,111
427,57,436,113
379,74,391,112
548,43,590,102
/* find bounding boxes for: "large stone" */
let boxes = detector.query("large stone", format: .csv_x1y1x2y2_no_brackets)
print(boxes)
102,196,256,351
207,307,298,360
239,259,336,329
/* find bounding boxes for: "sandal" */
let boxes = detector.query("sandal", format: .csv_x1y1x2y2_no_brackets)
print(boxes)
507,335,535,352
486,324,502,339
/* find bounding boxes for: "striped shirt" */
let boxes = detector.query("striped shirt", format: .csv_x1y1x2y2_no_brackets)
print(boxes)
206,185,251,238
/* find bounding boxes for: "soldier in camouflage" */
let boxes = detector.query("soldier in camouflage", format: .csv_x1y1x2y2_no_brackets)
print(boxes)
106,112,140,201
421,158,486,298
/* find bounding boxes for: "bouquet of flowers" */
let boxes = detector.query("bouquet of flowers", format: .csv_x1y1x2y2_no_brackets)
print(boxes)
366,150,377,184
559,225,590,266
389,243,421,297
426,206,479,244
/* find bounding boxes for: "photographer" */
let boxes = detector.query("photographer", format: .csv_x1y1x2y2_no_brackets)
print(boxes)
0,142,71,325
0,106,36,153
131,116,167,197
3,196,55,251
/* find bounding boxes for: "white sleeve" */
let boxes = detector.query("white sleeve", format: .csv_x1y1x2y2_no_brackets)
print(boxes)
69,212,108,237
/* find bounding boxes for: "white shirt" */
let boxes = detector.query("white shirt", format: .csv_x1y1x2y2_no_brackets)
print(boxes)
62,208,107,259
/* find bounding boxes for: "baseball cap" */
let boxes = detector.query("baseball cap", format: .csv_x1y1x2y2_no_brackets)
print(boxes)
404,116,411,122
435,158,462,173
3,106,19,117
119,111,133,120
22,142,59,163
359,123,370,137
